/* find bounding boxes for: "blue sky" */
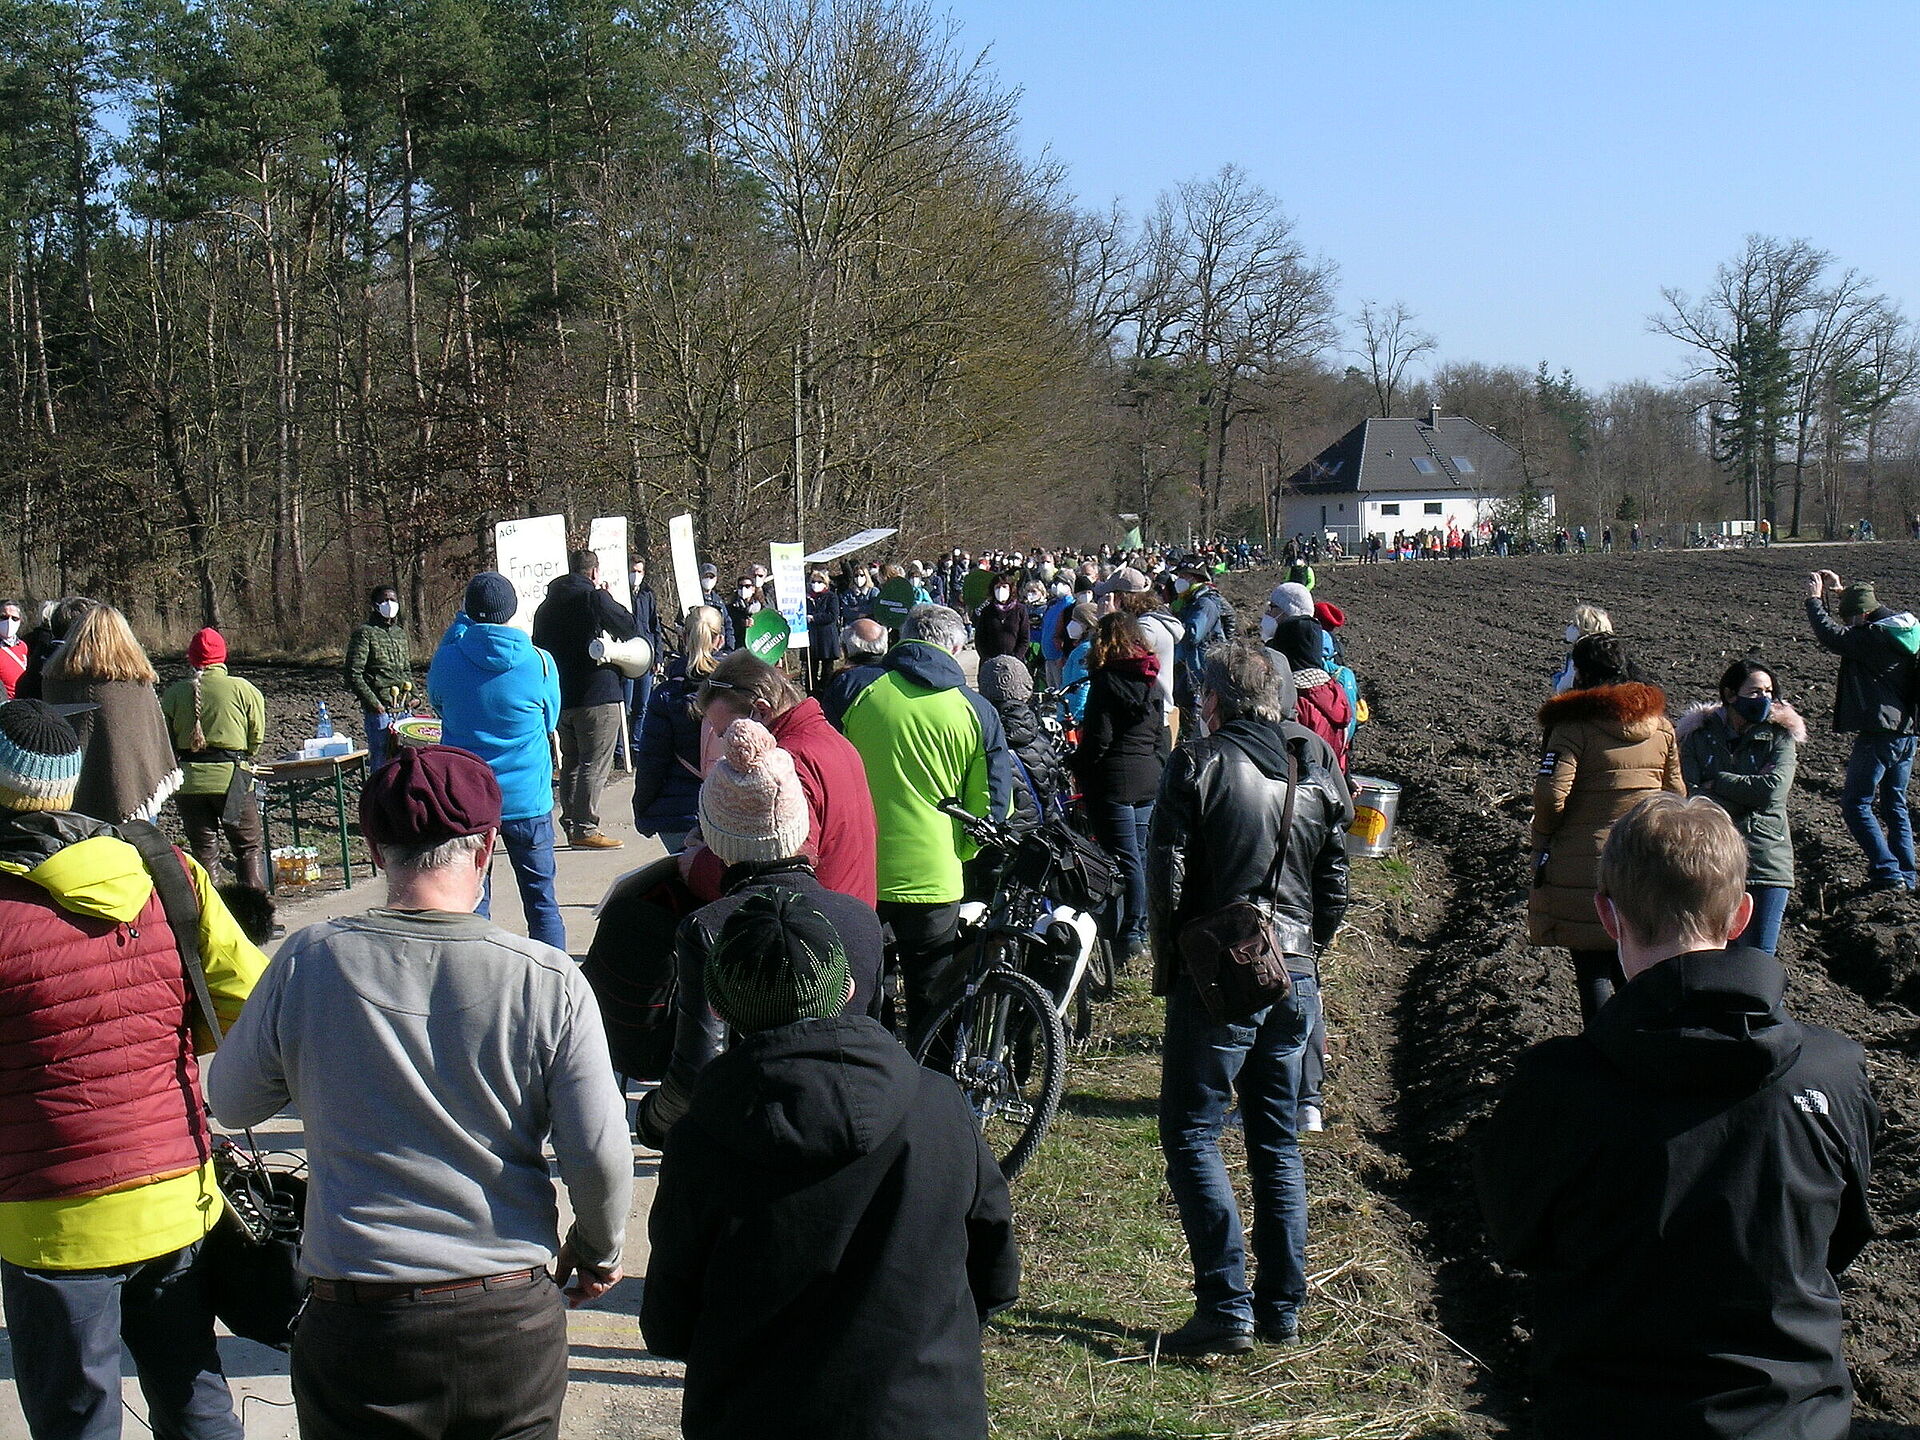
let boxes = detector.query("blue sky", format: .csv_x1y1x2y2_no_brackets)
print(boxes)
947,0,1920,390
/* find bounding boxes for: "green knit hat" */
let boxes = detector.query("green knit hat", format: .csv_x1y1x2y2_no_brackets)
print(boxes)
1837,581,1878,619
704,888,851,1034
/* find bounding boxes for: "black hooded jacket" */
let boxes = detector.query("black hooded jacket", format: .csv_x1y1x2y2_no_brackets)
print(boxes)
531,570,638,709
1473,948,1878,1440
641,1015,1020,1440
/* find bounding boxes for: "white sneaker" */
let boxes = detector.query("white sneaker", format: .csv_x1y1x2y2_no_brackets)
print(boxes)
1298,1105,1325,1133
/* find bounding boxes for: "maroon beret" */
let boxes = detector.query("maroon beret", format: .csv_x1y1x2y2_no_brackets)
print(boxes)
360,744,501,848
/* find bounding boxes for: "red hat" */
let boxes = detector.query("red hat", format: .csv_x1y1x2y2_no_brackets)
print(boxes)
186,628,227,668
360,744,502,850
1313,601,1346,631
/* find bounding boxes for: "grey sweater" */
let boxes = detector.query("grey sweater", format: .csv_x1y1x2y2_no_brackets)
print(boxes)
208,908,632,1281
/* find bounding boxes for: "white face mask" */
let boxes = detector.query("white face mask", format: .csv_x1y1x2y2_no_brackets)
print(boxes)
809,581,827,594
855,574,870,587
630,572,644,588
376,599,400,620
701,576,716,590
1260,613,1278,641
994,586,1011,604
739,587,755,601
1052,582,1071,599
1174,577,1194,596
1066,621,1085,641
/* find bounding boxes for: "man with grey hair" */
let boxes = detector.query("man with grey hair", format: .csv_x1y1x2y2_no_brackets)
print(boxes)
839,604,1012,1046
1145,640,1351,1356
820,617,889,729
208,745,632,1440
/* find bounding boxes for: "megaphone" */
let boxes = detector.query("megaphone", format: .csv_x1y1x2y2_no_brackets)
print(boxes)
743,609,791,662
590,632,654,677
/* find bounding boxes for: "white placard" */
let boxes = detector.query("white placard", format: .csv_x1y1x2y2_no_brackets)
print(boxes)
668,513,703,619
493,514,568,634
769,541,809,650
588,516,631,612
803,526,897,565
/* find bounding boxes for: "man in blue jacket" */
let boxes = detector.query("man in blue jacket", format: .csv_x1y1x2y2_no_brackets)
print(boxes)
533,550,638,851
428,572,566,950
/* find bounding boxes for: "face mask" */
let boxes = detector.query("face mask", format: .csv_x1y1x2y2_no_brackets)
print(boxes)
809,581,827,594
855,574,870,587
1563,623,1582,645
738,587,755,601
701,577,716,590
1260,613,1278,641
1174,577,1194,596
1731,694,1774,724
1052,582,1071,599
1066,621,1085,641
994,587,1011,604
630,572,644,588
376,599,400,620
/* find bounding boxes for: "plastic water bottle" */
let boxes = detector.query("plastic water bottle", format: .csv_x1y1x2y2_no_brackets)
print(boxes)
316,700,334,739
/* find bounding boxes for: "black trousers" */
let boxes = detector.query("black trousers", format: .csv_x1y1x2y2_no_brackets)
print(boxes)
291,1272,568,1440
1569,947,1624,1028
876,898,962,1053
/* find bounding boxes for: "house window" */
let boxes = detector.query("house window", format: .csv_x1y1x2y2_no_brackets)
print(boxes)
1424,502,1443,515
1452,457,1476,474
1379,503,1400,516
1410,456,1437,474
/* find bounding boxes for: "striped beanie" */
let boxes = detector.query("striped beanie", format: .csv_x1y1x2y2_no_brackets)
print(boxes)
0,700,83,813
704,888,851,1034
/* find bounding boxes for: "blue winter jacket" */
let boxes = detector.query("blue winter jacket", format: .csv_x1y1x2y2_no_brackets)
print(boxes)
427,615,562,822
632,658,704,835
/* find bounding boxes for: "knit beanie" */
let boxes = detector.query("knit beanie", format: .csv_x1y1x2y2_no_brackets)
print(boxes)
0,700,83,813
1269,582,1314,619
704,888,851,1034
977,654,1033,706
698,719,809,866
186,628,227,668
1837,581,1878,619
464,572,518,625
360,743,502,848
1313,600,1347,631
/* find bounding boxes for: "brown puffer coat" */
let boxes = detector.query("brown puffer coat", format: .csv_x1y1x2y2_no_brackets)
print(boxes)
1527,682,1684,950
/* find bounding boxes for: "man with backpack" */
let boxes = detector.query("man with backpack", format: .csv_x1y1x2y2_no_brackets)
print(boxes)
1805,571,1920,890
1170,557,1234,734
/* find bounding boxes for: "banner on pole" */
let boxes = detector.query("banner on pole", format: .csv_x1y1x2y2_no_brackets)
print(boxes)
769,542,809,650
668,514,703,619
493,514,568,634
803,526,897,565
588,516,630,613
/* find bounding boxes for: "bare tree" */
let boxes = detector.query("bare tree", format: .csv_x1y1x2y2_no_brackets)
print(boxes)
1351,300,1436,418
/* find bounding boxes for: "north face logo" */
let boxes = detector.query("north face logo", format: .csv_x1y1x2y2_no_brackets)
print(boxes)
1792,1089,1830,1116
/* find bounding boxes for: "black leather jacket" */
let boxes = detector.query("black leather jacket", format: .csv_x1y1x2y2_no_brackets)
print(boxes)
1147,716,1352,996
634,861,885,1149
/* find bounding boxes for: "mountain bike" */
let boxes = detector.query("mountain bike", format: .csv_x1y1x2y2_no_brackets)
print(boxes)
921,799,1121,1180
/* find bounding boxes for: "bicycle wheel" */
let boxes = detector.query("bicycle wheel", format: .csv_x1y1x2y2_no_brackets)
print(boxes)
916,966,1066,1182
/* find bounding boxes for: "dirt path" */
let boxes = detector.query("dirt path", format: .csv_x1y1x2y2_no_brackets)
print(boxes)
1220,546,1920,1435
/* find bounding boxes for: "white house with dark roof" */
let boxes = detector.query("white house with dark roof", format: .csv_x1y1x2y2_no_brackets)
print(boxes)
1280,406,1553,547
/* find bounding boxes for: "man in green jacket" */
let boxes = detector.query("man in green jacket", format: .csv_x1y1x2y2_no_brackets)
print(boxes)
161,628,268,889
840,604,1011,1048
344,584,413,770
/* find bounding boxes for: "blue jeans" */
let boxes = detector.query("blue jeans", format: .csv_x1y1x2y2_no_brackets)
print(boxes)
1841,735,1917,885
2,1239,243,1440
480,812,567,953
625,673,654,751
1159,971,1320,1332
1090,796,1152,946
364,710,394,771
1740,885,1790,955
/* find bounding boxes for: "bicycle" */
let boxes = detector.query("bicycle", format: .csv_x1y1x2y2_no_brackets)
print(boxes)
919,798,1122,1180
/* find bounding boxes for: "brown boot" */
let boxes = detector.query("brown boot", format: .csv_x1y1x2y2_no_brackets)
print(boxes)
569,830,623,850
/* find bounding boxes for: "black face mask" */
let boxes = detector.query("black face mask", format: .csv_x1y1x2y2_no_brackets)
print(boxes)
1730,694,1773,724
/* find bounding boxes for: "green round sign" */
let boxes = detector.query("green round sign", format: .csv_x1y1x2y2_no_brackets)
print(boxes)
744,608,791,662
873,576,918,632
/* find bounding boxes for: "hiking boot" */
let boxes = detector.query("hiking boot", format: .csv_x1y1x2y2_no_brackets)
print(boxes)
1256,1315,1300,1345
1298,1104,1325,1133
1156,1315,1254,1358
570,831,624,850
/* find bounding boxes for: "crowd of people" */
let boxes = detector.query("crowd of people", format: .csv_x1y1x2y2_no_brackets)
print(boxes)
0,539,1892,1440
